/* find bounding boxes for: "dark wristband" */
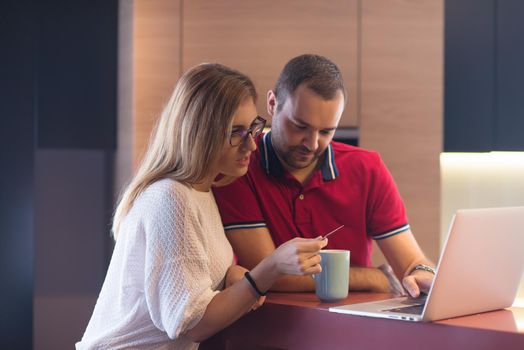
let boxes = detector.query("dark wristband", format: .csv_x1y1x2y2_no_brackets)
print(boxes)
244,271,267,296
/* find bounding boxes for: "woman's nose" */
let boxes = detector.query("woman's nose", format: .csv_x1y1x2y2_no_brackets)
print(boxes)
241,133,257,152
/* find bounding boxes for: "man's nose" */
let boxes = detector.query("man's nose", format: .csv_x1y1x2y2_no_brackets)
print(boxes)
303,131,319,152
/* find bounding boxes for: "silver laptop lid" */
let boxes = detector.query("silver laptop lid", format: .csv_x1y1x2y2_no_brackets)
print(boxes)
422,207,524,321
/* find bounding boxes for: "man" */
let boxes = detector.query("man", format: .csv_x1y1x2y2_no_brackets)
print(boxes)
213,54,434,297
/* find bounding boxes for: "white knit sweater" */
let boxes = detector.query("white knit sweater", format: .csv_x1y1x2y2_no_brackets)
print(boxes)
76,179,234,349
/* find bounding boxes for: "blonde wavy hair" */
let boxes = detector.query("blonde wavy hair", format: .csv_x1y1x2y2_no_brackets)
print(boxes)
112,63,257,238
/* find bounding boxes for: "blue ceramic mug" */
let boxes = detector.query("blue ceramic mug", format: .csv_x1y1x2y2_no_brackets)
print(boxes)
313,249,350,302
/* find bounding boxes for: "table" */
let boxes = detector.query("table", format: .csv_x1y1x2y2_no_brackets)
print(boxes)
200,292,524,350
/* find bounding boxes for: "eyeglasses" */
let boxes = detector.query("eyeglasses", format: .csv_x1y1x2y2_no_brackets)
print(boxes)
229,116,267,147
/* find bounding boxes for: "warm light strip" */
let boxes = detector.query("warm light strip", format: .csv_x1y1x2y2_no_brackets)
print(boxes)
440,152,524,168
513,298,524,308
440,151,524,307
515,308,524,332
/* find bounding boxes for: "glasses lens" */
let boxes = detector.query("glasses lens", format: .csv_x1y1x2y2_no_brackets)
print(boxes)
253,116,266,133
230,132,243,147
252,122,264,138
229,116,266,147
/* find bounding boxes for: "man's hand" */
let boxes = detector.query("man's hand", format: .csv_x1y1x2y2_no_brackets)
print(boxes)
376,229,435,297
378,264,407,296
402,270,433,298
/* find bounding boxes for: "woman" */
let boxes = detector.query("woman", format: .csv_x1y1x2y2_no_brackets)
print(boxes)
76,63,327,349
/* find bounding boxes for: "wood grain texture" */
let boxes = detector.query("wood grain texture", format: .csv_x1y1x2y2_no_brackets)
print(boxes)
182,0,359,127
128,1,443,265
133,0,181,167
360,0,444,263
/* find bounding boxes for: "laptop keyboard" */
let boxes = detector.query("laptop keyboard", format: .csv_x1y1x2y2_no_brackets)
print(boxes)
385,304,425,315
382,295,427,315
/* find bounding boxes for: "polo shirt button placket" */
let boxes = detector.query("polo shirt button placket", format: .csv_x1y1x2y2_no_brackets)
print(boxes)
295,191,312,237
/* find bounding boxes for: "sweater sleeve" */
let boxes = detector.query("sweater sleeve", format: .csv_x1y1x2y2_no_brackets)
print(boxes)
142,184,219,340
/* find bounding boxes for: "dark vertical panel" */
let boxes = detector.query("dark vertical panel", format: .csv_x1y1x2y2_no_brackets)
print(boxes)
34,150,115,348
495,0,524,150
444,0,495,152
37,0,117,150
32,0,118,347
0,0,35,348
34,150,108,296
31,0,118,347
1,0,117,346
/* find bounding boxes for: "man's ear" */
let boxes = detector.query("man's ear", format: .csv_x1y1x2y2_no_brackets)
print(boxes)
267,90,277,117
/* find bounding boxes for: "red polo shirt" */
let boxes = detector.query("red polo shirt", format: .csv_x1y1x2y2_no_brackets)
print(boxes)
213,132,409,267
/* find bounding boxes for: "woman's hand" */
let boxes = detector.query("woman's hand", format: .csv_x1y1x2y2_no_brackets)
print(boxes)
270,237,328,276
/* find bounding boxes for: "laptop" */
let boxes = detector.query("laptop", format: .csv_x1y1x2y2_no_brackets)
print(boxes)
330,207,524,322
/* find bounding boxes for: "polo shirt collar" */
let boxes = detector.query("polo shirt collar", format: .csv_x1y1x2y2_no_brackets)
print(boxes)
259,131,339,181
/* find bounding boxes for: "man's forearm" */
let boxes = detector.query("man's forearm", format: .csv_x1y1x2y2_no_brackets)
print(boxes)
270,274,316,292
268,267,390,293
401,258,435,278
348,267,390,292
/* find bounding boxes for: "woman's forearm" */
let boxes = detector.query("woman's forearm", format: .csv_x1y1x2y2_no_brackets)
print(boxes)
185,237,325,342
185,256,279,342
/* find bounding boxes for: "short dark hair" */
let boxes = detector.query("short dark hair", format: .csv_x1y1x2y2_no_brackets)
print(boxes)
274,54,347,111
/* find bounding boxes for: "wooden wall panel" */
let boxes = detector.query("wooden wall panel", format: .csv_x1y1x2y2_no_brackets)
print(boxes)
133,0,181,167
182,0,359,127
128,0,444,265
360,0,444,263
